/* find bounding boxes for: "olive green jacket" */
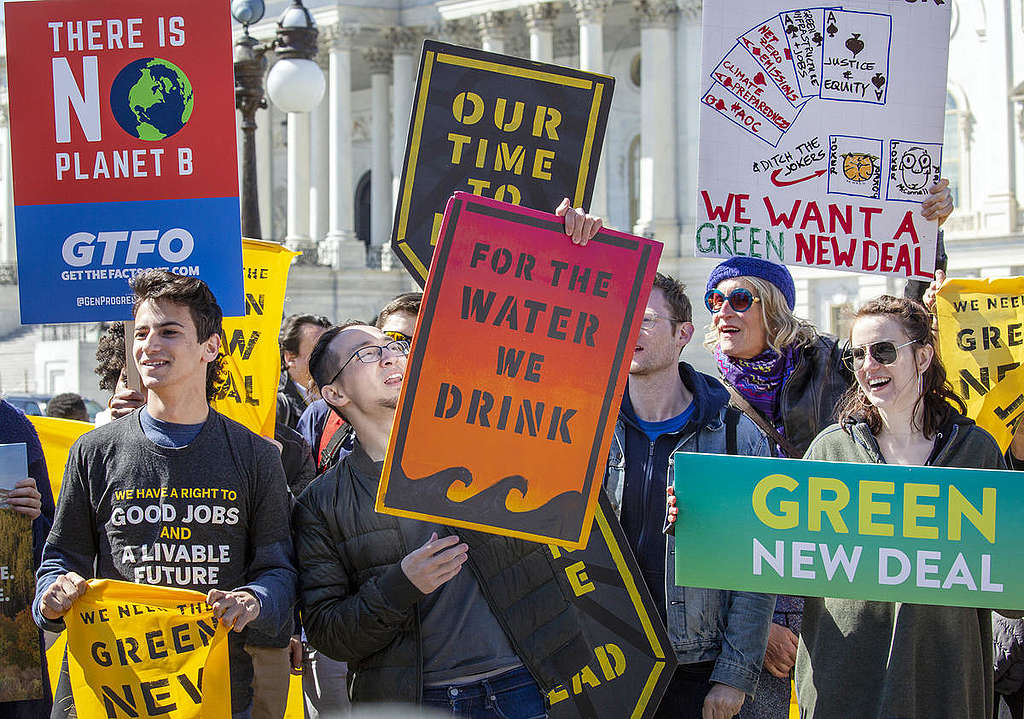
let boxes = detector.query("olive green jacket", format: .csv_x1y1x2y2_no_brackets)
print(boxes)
796,414,1007,719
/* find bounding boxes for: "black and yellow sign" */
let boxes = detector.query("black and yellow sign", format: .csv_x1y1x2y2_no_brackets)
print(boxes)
391,40,614,285
548,491,676,718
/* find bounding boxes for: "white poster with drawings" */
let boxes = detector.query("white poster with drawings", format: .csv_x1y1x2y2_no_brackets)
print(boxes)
695,0,951,281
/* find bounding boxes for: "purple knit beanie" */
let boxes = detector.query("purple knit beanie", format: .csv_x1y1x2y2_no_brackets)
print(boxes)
705,257,796,311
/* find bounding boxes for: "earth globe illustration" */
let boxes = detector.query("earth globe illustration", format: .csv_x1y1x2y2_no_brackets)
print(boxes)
110,58,194,140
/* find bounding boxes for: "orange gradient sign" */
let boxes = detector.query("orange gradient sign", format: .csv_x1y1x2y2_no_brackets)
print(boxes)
377,193,662,547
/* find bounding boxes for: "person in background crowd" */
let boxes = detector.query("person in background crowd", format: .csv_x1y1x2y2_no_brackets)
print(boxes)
293,319,592,717
34,271,296,719
0,398,52,719
606,273,774,719
44,393,88,423
93,321,146,426
298,292,422,474
797,295,1022,719
994,614,1024,719
278,315,332,430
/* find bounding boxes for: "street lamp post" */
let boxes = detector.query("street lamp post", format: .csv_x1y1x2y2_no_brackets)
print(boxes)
231,0,325,244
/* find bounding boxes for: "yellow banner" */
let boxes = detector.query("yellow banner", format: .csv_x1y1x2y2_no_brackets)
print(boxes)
212,239,299,436
65,579,230,719
27,415,93,501
936,278,1024,451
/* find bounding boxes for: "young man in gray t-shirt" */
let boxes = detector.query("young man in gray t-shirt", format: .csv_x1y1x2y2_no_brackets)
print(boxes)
34,271,295,718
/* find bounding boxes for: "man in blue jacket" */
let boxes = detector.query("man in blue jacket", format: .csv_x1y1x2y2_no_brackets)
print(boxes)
604,272,775,719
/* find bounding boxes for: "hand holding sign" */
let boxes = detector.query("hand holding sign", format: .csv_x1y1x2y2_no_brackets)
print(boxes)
400,532,469,594
921,178,953,226
555,198,603,246
206,588,261,632
5,477,42,519
763,623,798,678
40,571,89,620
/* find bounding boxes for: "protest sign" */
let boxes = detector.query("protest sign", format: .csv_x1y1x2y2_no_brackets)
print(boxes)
391,40,614,286
547,491,675,718
673,453,1024,610
936,278,1024,452
27,416,93,501
695,2,951,280
378,193,661,548
0,443,44,703
212,240,300,436
65,579,230,719
4,0,244,323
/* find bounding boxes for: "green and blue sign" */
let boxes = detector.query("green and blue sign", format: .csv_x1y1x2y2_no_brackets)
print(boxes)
674,453,1024,611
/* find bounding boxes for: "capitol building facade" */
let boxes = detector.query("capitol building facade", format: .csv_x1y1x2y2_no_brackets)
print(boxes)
0,0,1021,399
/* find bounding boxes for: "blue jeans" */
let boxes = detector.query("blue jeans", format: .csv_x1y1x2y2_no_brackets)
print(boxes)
422,666,547,718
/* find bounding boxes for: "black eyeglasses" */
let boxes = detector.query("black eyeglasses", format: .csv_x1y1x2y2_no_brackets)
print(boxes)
843,339,918,371
704,288,761,314
326,340,410,386
382,330,412,343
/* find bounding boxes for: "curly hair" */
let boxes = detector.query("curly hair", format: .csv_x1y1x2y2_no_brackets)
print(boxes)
835,295,966,439
95,322,126,393
131,270,224,402
704,276,819,354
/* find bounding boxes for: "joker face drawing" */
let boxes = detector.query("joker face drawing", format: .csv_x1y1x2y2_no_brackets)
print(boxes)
899,147,933,191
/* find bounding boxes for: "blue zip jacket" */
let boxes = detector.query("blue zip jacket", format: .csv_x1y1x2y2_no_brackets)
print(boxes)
604,361,776,696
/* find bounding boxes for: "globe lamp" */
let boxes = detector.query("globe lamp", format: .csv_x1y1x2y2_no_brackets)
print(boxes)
265,0,325,113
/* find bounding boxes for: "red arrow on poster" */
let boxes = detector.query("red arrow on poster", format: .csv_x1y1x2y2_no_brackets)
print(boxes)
771,167,827,187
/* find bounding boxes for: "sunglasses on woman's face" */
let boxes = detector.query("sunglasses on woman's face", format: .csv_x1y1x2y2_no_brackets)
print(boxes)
382,330,411,343
843,339,918,371
704,287,761,314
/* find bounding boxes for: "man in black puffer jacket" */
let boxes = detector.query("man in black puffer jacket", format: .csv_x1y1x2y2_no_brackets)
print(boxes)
293,323,590,714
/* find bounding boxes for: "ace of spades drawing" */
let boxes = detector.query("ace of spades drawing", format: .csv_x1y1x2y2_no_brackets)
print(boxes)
820,10,891,105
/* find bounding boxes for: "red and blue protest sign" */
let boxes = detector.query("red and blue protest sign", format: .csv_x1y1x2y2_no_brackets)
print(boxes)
4,0,244,323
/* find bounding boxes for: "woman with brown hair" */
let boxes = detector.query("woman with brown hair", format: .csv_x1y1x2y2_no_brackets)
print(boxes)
796,295,1017,719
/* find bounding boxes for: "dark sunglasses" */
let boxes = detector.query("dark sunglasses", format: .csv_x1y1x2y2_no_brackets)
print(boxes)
704,288,761,314
843,339,918,371
382,330,412,343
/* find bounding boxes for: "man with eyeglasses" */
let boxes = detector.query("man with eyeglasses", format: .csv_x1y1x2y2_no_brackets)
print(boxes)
292,322,590,716
602,272,776,719
297,293,423,475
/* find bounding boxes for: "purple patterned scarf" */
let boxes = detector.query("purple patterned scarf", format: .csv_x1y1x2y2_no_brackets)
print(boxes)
715,343,800,430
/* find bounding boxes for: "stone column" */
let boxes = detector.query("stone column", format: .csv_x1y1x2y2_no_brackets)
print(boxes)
573,0,610,218
633,0,680,252
478,11,511,54
676,0,701,251
285,109,314,256
388,28,417,212
978,0,1018,233
309,75,329,251
523,4,558,63
0,105,12,264
366,47,393,269
255,104,274,240
323,26,362,269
